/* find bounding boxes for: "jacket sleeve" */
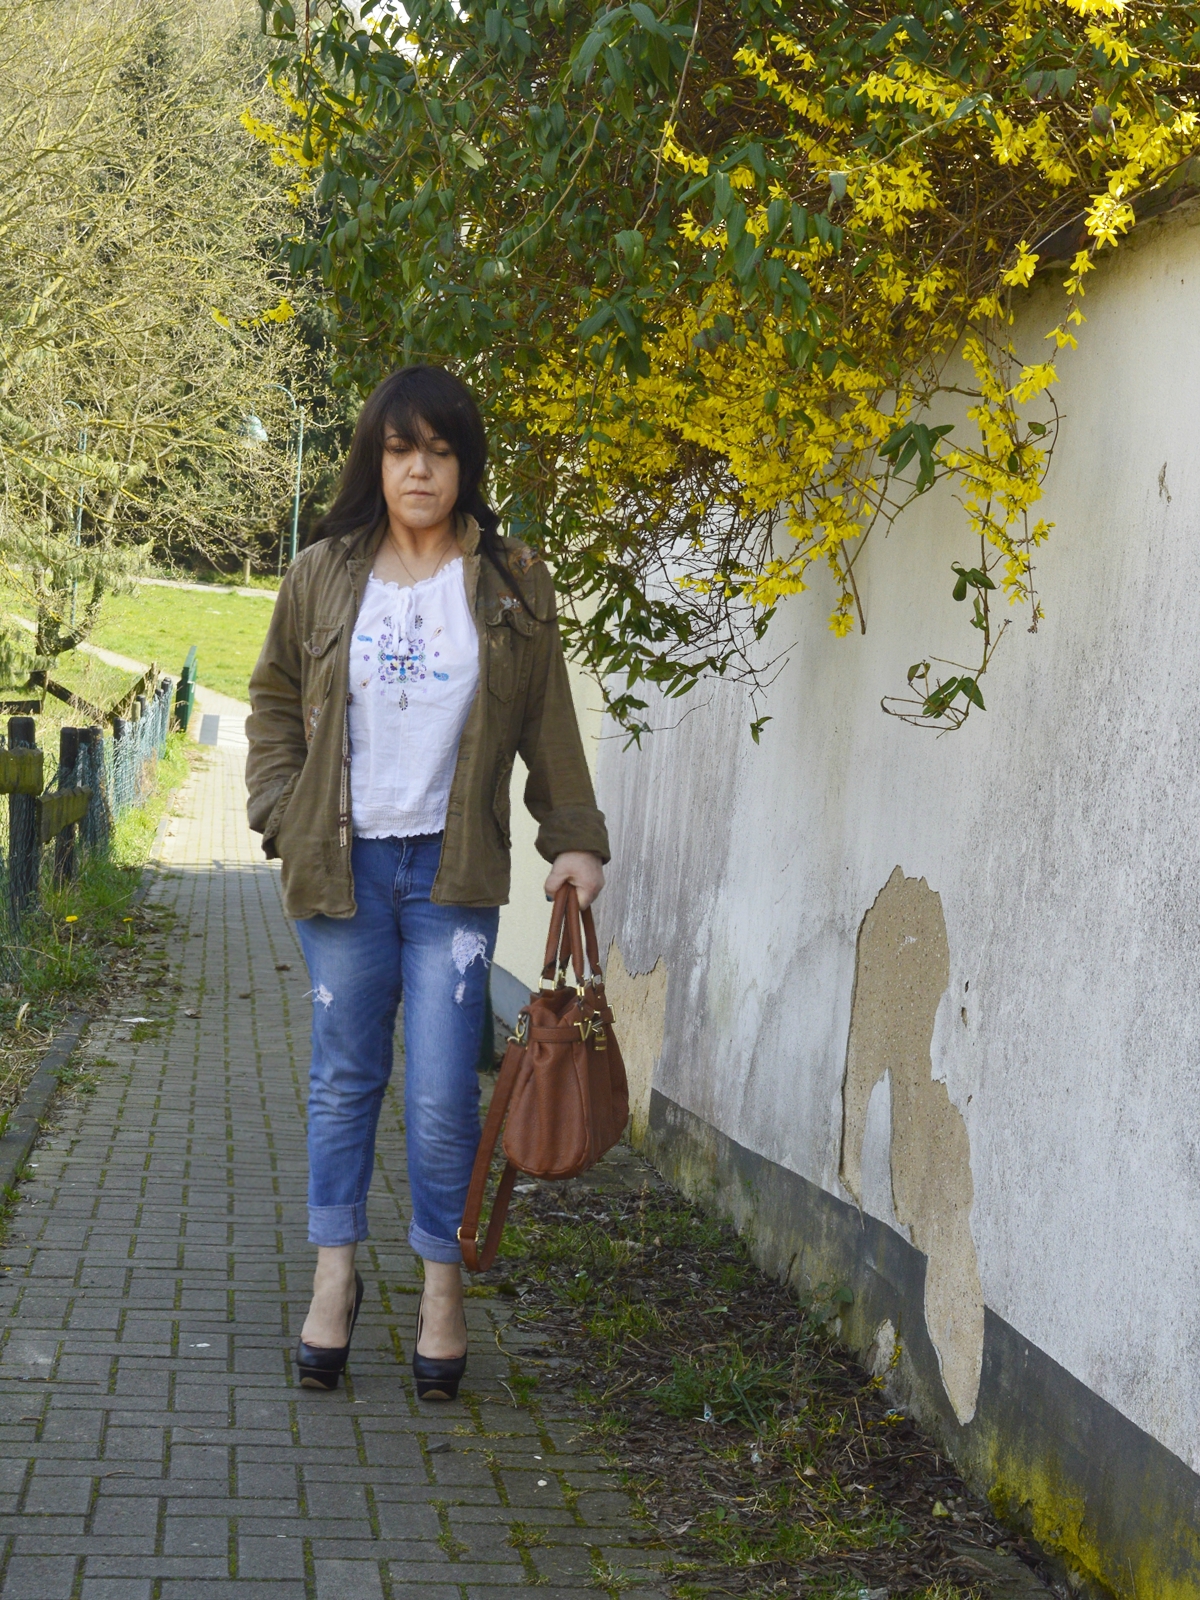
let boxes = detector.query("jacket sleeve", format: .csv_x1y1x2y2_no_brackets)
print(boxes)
245,564,307,853
517,576,610,864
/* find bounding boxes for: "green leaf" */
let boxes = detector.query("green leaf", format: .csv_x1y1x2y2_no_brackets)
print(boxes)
576,305,614,339
829,171,848,202
452,132,486,170
572,22,613,80
879,422,912,458
953,572,968,601
615,229,645,272
961,677,985,709
749,715,771,743
866,16,904,52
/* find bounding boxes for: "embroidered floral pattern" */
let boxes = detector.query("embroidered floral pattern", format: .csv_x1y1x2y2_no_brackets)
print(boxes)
356,610,453,710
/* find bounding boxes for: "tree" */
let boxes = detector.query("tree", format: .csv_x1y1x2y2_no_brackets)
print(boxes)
0,0,322,690
258,0,1200,734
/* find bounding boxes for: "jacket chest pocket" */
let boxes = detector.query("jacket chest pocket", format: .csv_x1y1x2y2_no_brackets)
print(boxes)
303,625,343,741
486,624,516,702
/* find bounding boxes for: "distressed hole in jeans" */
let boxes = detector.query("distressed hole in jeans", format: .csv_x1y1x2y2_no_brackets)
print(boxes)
308,983,334,1010
454,980,466,1005
451,929,489,975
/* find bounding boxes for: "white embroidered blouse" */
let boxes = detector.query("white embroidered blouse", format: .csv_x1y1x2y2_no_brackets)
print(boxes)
347,559,480,838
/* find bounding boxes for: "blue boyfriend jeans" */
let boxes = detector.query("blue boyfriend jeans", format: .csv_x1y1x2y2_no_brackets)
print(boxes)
294,834,499,1262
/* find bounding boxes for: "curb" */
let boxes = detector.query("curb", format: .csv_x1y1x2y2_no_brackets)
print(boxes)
0,1010,89,1196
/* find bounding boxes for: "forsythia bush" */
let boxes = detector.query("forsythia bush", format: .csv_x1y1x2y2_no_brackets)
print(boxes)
257,0,1200,734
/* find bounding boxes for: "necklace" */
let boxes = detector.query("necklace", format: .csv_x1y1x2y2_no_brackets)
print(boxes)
389,529,456,587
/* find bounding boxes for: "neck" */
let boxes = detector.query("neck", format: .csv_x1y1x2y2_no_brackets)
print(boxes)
386,511,456,558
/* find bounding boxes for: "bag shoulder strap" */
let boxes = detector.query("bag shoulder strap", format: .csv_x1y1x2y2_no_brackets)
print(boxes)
458,1032,524,1272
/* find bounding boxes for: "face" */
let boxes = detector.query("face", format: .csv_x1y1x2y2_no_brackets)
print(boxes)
380,425,460,533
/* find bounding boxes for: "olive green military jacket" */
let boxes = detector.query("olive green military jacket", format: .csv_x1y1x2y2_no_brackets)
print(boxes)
245,516,609,919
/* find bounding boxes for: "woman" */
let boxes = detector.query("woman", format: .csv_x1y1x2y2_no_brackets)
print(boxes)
246,366,608,1400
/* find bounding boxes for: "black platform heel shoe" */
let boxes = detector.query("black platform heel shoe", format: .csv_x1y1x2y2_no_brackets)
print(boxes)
412,1298,467,1402
296,1270,364,1391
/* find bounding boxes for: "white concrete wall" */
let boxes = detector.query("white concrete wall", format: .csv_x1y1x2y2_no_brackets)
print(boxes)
594,200,1200,1475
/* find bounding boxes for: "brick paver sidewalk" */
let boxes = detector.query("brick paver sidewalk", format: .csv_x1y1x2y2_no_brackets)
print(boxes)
0,740,665,1599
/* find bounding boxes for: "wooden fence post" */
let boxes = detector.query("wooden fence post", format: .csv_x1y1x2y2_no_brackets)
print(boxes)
54,727,81,888
80,725,110,852
8,717,39,916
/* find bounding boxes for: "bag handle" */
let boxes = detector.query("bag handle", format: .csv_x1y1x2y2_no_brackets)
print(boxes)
541,883,573,986
581,903,602,982
458,1032,524,1272
541,882,601,987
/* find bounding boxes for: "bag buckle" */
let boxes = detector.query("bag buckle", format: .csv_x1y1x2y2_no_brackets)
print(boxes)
507,1011,530,1046
575,1015,607,1046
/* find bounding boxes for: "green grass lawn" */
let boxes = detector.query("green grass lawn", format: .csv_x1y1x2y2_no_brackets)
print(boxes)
50,650,140,713
89,585,276,701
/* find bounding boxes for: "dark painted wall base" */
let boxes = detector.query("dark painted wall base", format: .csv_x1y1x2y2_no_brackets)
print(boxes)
644,1089,1200,1600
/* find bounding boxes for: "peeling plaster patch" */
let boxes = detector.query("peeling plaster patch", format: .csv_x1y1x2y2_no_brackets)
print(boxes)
605,941,668,1146
451,929,489,974
840,866,984,1424
310,984,333,1010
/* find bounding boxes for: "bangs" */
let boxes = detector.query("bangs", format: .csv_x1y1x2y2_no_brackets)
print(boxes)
378,391,477,461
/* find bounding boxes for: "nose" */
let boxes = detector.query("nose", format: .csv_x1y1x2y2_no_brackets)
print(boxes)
409,451,433,478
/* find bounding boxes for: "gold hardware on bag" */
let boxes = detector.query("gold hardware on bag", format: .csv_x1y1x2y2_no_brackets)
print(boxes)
507,1012,530,1045
574,1014,608,1046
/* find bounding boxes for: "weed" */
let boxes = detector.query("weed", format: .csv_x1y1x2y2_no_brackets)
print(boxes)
507,1521,549,1550
506,1368,539,1405
588,1551,633,1592
592,1409,629,1439
587,1297,663,1347
129,1022,161,1042
53,1063,99,1096
436,1527,468,1560
649,1349,791,1429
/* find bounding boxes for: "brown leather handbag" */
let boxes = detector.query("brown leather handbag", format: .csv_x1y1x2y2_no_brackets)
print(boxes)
458,883,629,1271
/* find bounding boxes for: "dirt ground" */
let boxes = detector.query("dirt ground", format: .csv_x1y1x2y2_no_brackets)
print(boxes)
478,1143,1061,1600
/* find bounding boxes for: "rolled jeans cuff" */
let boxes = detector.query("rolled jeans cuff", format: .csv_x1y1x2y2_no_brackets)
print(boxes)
308,1202,369,1247
408,1220,464,1265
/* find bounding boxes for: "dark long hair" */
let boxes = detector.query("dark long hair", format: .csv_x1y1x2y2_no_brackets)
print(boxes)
310,365,524,598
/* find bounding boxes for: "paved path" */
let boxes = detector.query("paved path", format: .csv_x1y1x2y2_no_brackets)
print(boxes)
0,741,664,1598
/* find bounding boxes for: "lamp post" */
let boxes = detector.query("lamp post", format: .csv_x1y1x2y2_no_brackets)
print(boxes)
62,401,87,630
271,384,305,574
